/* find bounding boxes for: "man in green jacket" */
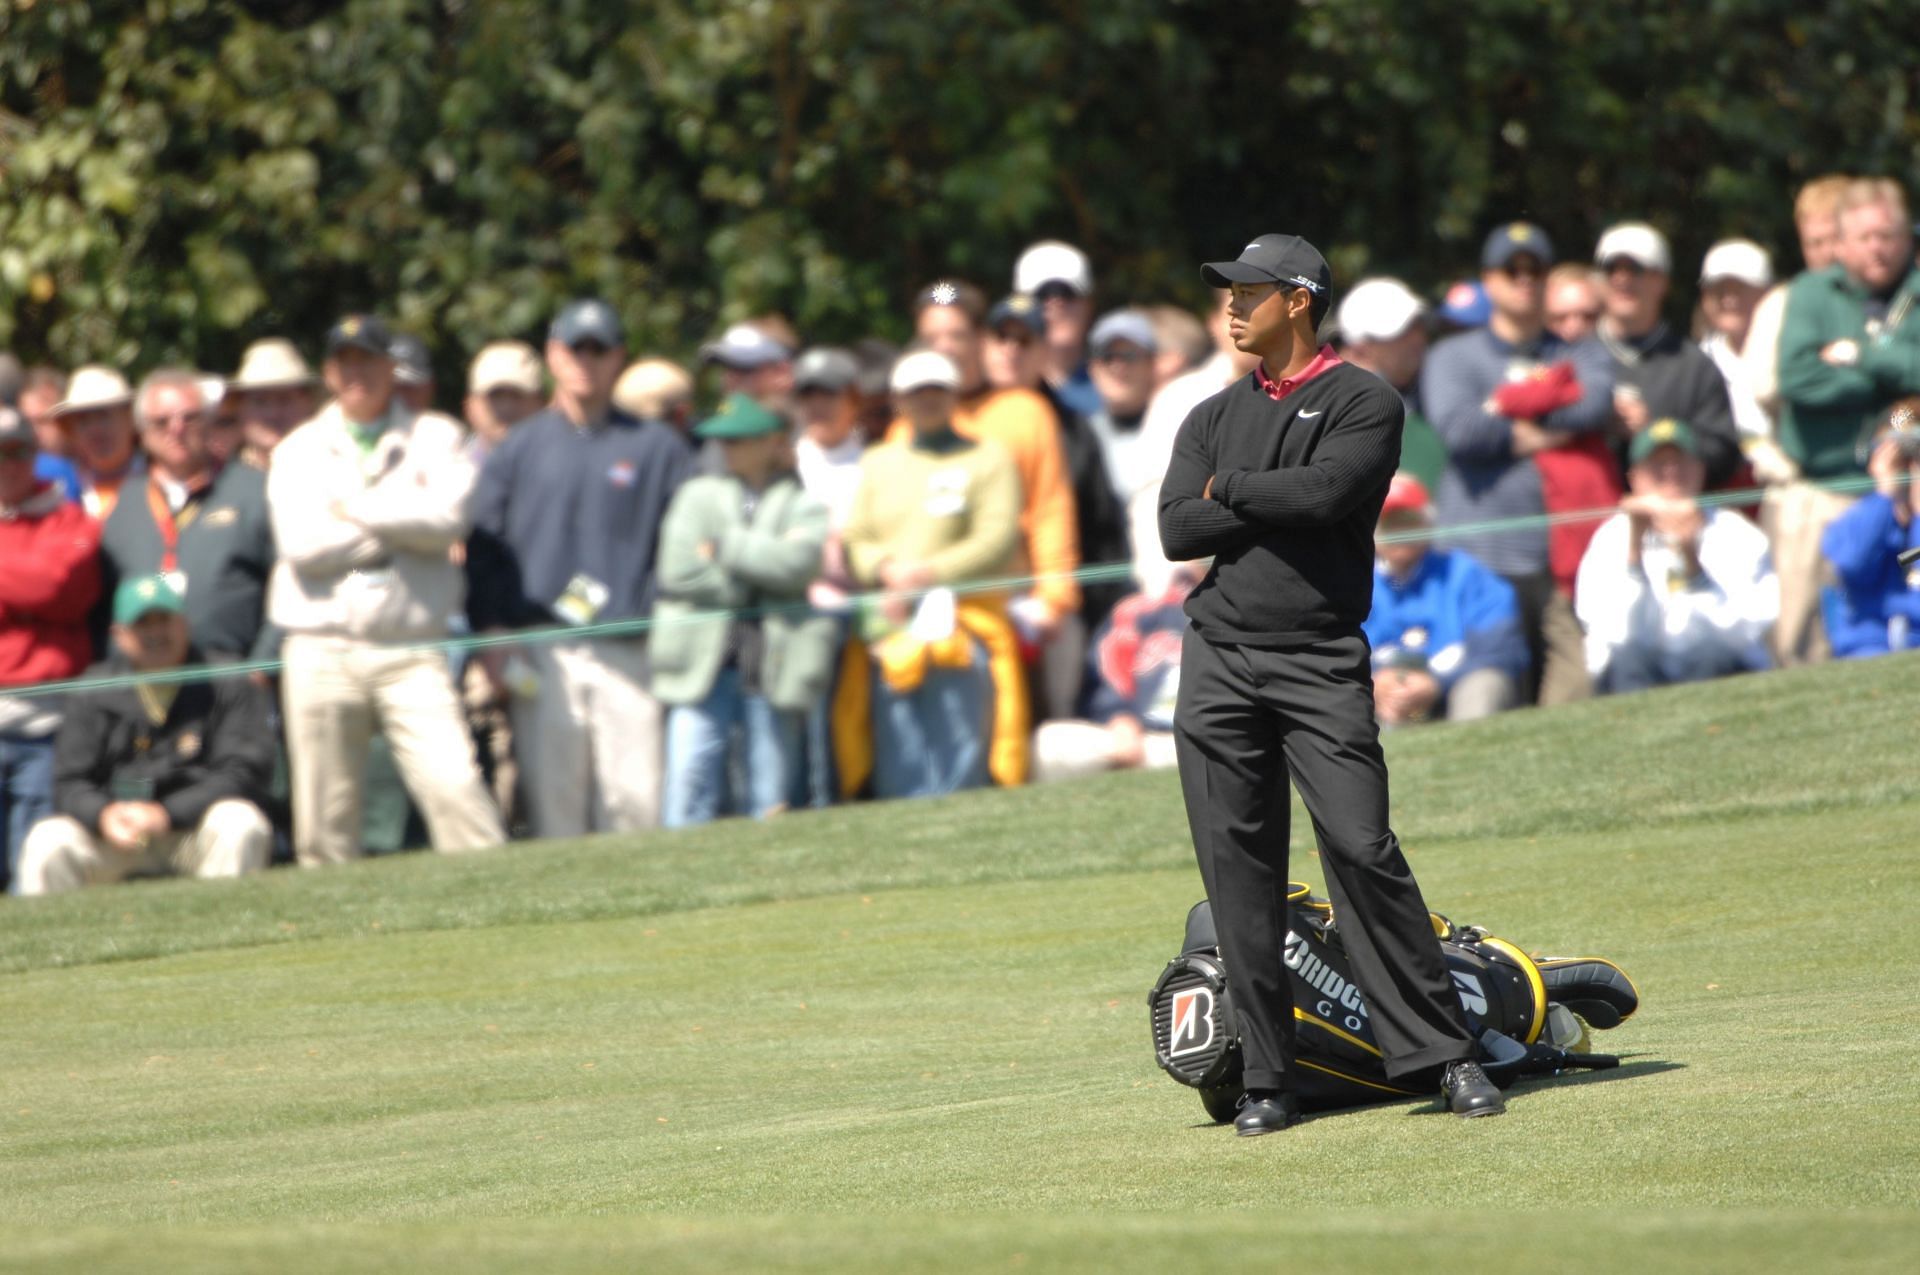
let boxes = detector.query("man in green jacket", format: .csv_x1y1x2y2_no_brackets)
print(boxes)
653,394,834,827
1772,177,1920,663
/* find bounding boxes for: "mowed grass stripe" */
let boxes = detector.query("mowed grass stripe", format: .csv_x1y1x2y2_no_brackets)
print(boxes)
5,652,1918,978
5,1211,1919,1275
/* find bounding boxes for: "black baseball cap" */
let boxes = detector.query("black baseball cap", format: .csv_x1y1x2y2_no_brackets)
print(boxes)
1200,233,1332,296
986,292,1044,336
388,332,433,385
325,314,394,358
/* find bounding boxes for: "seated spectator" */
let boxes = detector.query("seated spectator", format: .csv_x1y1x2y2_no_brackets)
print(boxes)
269,314,504,864
1336,277,1443,488
0,406,103,892
14,575,272,895
1364,474,1526,725
1544,264,1604,345
1014,240,1101,417
389,332,435,413
1594,222,1741,487
47,365,141,519
654,394,833,826
1576,420,1777,693
1819,400,1920,658
840,351,1022,798
902,281,1083,721
100,369,275,662
1030,561,1200,783
613,358,696,436
226,339,319,472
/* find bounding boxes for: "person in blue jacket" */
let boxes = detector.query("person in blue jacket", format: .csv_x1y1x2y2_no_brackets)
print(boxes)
1820,407,1920,658
1365,473,1528,725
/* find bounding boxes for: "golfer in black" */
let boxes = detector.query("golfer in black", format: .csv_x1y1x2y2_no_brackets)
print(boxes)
1161,233,1505,1134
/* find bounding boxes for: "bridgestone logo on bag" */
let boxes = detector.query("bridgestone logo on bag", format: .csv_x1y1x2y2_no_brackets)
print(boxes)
1168,987,1215,1056
1283,930,1370,1020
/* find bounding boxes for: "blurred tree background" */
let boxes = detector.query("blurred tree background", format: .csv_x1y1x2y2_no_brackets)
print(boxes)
2,0,1916,392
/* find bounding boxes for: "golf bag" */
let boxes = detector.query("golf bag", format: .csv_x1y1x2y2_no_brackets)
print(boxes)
1148,883,1639,1121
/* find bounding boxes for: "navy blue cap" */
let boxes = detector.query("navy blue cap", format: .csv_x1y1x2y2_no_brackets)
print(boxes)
388,332,432,385
1200,233,1331,296
1481,222,1555,270
1436,280,1492,328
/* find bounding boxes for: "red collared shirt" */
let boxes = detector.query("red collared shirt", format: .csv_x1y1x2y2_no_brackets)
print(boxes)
1253,345,1344,401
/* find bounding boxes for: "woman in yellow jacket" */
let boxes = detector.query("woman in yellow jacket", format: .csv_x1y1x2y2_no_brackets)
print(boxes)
840,351,1025,798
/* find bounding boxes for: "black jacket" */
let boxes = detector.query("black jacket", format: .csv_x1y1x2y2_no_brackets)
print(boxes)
1600,321,1740,487
52,650,273,834
1160,363,1402,646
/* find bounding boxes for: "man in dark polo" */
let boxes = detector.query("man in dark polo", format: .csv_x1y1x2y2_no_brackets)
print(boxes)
1158,233,1505,1135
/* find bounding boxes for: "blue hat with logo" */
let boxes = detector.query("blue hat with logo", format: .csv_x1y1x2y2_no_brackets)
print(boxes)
1481,222,1555,270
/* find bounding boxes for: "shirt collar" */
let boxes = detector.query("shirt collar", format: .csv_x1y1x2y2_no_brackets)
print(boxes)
1253,345,1343,402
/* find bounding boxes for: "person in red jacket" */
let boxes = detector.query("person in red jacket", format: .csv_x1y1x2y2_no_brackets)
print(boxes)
0,406,104,892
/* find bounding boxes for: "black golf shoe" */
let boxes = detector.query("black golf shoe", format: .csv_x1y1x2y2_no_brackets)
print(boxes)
1441,1060,1507,1118
1233,1089,1302,1137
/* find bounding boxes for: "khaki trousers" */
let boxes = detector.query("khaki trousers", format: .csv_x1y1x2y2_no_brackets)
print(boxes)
1538,590,1593,707
15,799,271,895
1762,481,1856,667
281,635,504,865
509,639,663,838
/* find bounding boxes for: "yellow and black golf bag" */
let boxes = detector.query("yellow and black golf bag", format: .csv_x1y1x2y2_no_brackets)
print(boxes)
1148,883,1639,1121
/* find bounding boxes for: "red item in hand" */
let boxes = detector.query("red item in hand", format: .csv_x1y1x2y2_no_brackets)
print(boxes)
1493,362,1582,419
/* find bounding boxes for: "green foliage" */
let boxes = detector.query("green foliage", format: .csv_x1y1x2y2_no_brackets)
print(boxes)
2,0,1915,388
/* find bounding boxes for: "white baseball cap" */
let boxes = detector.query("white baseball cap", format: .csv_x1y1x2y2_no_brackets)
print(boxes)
1336,277,1428,344
469,340,544,395
889,350,962,394
1013,240,1094,297
1699,239,1774,289
1594,222,1672,274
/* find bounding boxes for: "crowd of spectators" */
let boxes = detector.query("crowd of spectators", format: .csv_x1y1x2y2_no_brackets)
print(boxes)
5,173,1919,897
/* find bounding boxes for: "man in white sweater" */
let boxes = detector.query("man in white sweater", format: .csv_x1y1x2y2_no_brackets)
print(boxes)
267,315,503,865
1575,419,1778,693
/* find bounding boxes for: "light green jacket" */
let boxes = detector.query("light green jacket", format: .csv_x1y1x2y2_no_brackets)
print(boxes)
650,472,837,710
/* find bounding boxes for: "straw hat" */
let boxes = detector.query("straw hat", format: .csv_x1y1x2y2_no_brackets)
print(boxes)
229,338,316,391
49,365,134,417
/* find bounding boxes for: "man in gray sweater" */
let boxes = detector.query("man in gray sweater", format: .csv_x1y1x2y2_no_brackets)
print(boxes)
1421,223,1616,704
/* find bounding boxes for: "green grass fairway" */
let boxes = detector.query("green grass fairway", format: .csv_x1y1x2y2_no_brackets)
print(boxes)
5,655,1920,1272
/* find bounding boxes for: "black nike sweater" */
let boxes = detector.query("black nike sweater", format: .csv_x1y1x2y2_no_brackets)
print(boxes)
1158,363,1403,646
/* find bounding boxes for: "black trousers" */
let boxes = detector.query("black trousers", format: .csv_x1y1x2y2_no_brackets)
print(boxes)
1172,632,1474,1091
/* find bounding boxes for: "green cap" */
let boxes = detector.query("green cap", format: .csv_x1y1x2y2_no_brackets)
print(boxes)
1628,417,1700,465
694,393,785,441
112,574,187,627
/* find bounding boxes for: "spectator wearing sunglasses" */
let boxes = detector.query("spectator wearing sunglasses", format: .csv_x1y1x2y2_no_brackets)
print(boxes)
1422,222,1617,706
